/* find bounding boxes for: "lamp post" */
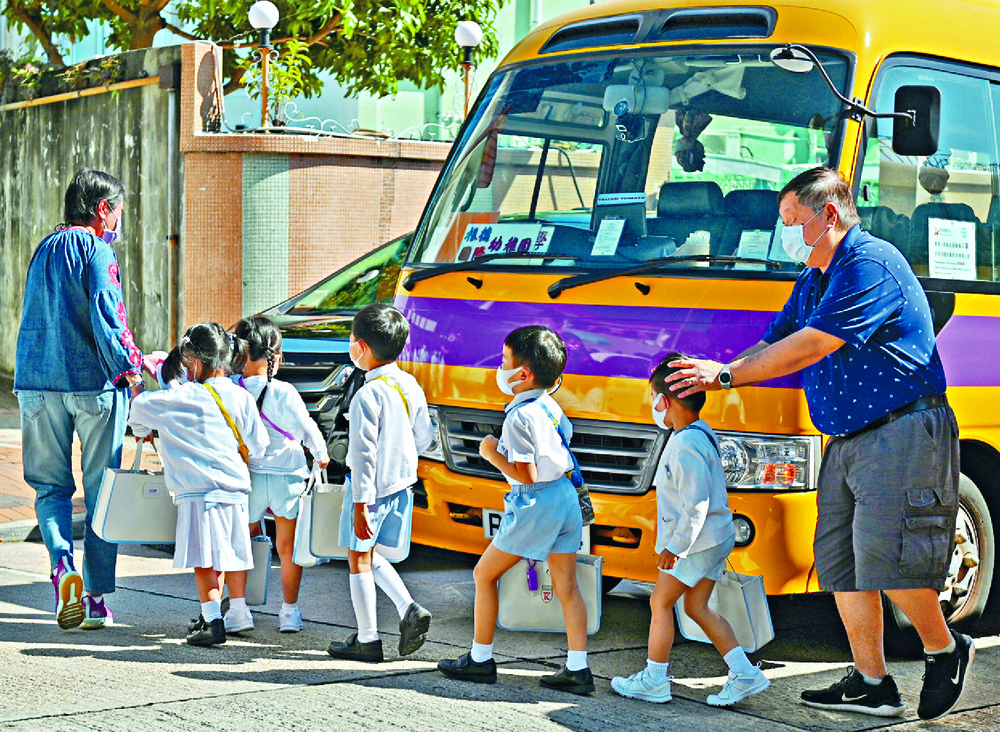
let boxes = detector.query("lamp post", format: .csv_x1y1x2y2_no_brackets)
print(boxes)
248,0,280,128
454,20,482,118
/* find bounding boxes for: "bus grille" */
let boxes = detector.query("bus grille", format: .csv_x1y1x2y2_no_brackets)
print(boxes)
439,406,663,494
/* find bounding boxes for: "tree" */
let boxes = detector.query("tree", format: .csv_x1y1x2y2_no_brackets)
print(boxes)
1,0,502,98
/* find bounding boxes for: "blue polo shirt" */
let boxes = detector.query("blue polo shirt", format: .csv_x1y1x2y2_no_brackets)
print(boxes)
762,225,946,435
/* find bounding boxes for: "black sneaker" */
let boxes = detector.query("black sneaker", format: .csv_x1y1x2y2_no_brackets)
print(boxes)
800,667,904,717
398,602,432,656
918,631,975,721
438,653,498,684
188,597,229,633
327,633,384,663
186,617,226,647
540,665,596,696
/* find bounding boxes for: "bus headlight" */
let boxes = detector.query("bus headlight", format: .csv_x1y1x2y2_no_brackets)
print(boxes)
717,432,820,491
421,406,445,461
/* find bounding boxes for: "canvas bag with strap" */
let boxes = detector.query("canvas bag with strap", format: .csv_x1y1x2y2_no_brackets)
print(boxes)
509,396,595,525
204,382,250,465
238,376,298,442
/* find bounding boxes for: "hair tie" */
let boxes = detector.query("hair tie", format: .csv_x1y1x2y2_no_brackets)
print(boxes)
179,335,191,348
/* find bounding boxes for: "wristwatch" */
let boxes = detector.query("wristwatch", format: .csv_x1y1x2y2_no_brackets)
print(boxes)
718,364,733,390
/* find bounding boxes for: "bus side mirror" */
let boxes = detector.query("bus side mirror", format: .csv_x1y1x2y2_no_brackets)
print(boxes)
892,85,940,156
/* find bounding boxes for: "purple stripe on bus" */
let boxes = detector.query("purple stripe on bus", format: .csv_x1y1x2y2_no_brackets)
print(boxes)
398,296,802,388
937,315,1000,387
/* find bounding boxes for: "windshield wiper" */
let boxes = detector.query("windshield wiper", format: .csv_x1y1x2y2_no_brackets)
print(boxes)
402,251,579,291
547,255,782,298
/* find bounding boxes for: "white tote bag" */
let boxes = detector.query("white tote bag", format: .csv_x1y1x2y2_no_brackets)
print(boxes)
93,441,176,544
293,465,326,567
497,554,603,635
674,569,775,652
245,534,272,606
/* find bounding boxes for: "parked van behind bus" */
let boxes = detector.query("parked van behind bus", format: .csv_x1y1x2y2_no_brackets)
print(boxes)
396,0,999,631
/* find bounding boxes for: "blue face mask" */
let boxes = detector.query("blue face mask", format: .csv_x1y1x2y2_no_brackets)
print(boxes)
101,207,121,245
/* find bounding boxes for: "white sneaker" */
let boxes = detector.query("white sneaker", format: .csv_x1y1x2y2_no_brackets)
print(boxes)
707,665,770,706
224,605,254,633
611,668,672,703
278,606,303,633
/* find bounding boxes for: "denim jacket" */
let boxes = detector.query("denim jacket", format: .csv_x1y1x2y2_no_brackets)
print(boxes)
15,228,142,392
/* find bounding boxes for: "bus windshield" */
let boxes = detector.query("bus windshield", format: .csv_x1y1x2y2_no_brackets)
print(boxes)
409,47,851,274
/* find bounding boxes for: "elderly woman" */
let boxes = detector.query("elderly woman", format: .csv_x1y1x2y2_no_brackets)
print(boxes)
14,168,143,630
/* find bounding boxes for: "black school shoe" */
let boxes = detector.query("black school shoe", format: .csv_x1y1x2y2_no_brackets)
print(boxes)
438,653,498,684
186,617,226,647
800,667,904,717
399,602,432,656
327,633,384,663
918,631,975,721
540,666,595,695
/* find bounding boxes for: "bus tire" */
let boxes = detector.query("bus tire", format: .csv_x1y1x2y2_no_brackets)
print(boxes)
885,472,994,658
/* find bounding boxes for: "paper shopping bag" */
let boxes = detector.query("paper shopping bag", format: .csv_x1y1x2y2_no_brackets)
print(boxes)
675,570,774,652
93,441,176,544
497,554,602,634
245,534,272,606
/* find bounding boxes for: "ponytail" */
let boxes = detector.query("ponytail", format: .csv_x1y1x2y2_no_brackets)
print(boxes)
233,315,282,381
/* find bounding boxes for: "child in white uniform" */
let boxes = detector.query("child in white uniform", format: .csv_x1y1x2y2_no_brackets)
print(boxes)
326,304,434,662
438,326,593,695
128,323,268,647
223,315,330,634
612,352,770,705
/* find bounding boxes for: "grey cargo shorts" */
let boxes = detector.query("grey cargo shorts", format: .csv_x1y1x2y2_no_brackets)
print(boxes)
813,405,959,592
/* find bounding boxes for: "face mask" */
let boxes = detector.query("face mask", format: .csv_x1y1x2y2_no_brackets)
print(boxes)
101,207,121,245
651,392,670,430
780,209,824,264
349,340,364,370
495,365,523,396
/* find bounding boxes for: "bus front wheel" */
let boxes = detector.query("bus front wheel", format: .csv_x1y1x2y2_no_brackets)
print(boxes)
885,472,995,657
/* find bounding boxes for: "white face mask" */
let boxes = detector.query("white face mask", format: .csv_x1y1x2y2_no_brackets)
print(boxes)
651,392,670,430
495,364,523,395
780,209,825,263
349,339,364,370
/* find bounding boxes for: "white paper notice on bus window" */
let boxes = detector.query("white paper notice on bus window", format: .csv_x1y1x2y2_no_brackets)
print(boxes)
736,230,771,269
928,217,976,280
456,223,543,262
592,218,625,256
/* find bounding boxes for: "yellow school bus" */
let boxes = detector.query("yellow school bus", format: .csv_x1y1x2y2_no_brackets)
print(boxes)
397,0,1000,630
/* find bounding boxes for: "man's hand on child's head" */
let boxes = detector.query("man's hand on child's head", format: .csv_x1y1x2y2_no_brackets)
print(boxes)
354,503,374,540
657,549,678,570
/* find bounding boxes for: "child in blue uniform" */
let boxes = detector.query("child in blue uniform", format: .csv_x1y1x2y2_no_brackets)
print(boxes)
325,304,434,662
438,326,592,695
611,352,769,706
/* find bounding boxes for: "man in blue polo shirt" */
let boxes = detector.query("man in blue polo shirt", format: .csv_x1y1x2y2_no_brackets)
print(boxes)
666,167,970,722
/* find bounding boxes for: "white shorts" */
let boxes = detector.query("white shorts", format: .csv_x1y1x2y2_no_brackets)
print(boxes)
173,500,253,571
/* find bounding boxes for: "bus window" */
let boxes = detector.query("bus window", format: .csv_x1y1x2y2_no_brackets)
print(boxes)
412,49,850,272
864,62,999,282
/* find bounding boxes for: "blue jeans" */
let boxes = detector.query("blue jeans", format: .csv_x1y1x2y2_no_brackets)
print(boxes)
17,389,127,594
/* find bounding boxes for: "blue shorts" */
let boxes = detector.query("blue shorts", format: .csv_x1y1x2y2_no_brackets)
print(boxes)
338,480,411,554
663,535,735,588
493,475,583,561
248,472,305,524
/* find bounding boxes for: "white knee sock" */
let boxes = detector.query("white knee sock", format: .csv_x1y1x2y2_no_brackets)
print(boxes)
371,552,413,618
723,646,755,675
349,572,379,642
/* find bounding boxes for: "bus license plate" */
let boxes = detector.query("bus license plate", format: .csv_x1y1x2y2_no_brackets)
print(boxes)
482,508,590,553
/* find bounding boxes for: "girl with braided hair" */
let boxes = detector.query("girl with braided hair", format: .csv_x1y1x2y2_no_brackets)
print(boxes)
128,322,268,646
226,315,330,634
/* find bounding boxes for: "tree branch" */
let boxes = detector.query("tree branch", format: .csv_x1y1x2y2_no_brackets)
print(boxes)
9,4,65,67
152,0,173,13
99,0,138,25
308,12,342,45
162,21,201,42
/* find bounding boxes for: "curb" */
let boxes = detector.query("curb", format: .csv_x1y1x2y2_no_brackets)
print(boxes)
0,512,87,543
